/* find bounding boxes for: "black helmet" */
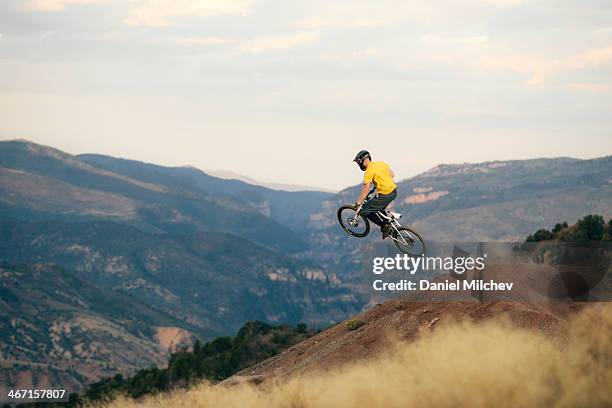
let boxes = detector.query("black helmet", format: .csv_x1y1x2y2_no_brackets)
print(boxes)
353,150,371,171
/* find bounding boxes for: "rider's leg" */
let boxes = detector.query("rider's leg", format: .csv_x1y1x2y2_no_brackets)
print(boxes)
361,211,389,238
361,189,397,237
362,211,392,239
364,212,385,227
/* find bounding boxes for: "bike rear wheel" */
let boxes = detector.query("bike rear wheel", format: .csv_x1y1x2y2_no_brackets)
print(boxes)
337,205,370,238
391,226,426,256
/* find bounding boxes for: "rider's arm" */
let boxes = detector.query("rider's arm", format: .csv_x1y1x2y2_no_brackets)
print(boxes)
357,182,371,206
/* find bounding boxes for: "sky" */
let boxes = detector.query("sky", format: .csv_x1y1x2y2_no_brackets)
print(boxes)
0,0,611,191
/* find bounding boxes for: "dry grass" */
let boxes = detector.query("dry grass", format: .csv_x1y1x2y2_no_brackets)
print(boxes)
97,304,612,408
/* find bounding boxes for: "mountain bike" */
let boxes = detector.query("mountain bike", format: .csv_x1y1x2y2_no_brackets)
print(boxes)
337,188,426,256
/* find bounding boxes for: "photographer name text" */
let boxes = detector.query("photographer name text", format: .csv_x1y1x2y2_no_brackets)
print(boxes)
372,279,514,291
371,254,514,292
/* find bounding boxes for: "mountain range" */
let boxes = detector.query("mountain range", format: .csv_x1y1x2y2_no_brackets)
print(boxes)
0,138,610,392
0,139,352,392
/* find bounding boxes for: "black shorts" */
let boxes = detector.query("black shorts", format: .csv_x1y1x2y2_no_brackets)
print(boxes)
361,188,397,216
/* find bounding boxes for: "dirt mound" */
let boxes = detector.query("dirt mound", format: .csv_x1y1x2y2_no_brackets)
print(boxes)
230,296,579,383
102,303,611,408
229,260,586,382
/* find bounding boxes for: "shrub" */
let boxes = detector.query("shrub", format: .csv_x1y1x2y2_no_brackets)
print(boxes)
552,222,568,235
578,215,605,241
526,215,611,243
346,319,363,331
526,229,554,242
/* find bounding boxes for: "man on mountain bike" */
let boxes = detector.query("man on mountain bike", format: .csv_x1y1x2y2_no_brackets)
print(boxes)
353,150,397,239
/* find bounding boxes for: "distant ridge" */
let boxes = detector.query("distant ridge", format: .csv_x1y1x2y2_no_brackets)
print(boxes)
414,157,582,179
205,169,336,193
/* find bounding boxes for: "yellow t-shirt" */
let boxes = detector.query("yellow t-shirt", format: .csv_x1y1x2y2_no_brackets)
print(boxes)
364,161,397,195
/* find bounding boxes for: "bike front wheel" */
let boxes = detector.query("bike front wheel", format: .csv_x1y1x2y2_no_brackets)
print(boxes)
337,205,370,238
391,226,426,256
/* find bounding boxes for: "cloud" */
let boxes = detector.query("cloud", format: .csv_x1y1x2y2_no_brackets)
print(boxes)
177,37,236,45
593,27,612,41
569,46,612,69
123,0,252,27
177,37,236,46
481,0,523,6
291,1,411,31
422,34,489,50
569,82,610,93
144,36,237,47
440,45,612,87
238,31,319,54
413,33,559,86
23,0,108,12
320,48,379,60
294,16,388,30
477,54,561,86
